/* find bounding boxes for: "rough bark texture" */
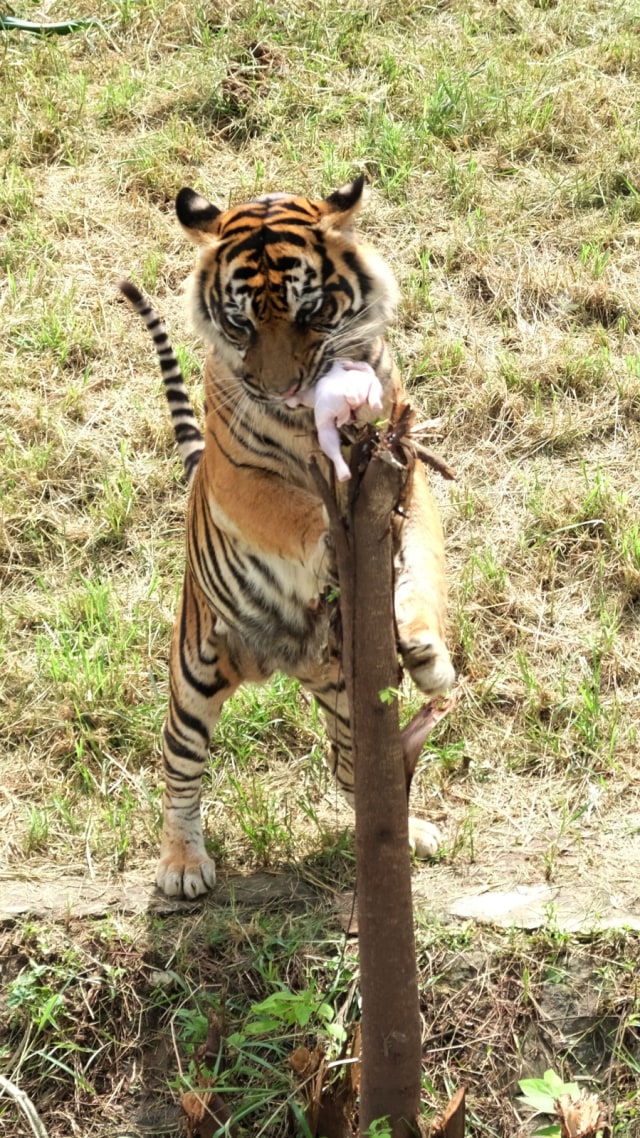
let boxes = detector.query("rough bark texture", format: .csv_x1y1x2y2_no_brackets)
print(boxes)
348,454,422,1137
312,433,424,1138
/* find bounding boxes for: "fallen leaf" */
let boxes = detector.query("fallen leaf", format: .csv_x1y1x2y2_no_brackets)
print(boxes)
181,1083,236,1137
431,1087,466,1137
402,694,459,790
289,1027,361,1137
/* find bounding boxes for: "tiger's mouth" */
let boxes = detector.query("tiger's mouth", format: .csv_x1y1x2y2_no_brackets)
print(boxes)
279,357,337,404
280,379,302,400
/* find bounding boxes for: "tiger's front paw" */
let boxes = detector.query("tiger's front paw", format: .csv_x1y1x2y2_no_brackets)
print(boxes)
408,817,442,859
156,839,216,899
402,633,455,696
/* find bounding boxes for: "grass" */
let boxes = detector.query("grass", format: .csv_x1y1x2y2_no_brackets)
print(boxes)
2,0,640,1134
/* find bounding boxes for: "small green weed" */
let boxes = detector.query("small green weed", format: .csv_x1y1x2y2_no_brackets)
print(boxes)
5,943,126,1093
363,1118,392,1138
96,441,136,540
97,65,145,126
580,242,611,280
519,1069,579,1137
225,776,295,864
517,1069,610,1138
422,65,496,143
170,971,349,1135
230,985,346,1046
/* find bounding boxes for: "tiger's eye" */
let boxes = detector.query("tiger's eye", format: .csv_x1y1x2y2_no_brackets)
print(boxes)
227,313,253,333
296,297,323,328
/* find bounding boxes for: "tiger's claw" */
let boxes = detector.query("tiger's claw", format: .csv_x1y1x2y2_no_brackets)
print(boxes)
156,842,216,898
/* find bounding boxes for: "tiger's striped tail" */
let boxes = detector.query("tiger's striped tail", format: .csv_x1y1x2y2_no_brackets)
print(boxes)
119,279,204,482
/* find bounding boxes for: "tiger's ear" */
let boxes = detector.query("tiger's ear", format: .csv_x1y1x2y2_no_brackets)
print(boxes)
318,174,366,230
176,187,222,243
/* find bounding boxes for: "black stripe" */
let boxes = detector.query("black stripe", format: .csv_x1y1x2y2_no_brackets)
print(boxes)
342,250,371,297
313,695,351,729
268,254,303,272
185,451,203,477
190,498,239,617
226,227,309,260
170,700,211,747
165,386,191,402
215,530,306,638
178,597,229,700
270,202,315,220
163,727,204,766
214,401,302,467
173,424,203,442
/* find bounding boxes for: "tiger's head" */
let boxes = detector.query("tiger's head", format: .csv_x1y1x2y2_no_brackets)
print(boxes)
176,176,399,403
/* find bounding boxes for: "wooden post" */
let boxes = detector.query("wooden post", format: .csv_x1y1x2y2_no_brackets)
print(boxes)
313,422,423,1138
348,453,422,1137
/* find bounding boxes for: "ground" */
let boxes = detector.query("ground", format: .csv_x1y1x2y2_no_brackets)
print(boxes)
2,0,640,1134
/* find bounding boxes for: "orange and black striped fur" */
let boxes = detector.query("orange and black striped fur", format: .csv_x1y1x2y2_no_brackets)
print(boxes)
121,176,454,898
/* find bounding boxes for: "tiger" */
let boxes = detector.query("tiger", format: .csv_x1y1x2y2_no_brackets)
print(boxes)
120,175,454,899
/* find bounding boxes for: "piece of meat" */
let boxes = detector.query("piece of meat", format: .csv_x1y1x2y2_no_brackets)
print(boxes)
287,359,383,480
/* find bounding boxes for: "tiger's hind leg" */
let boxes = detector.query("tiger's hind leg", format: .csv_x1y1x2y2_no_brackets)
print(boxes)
157,571,242,898
299,660,442,860
395,462,455,698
